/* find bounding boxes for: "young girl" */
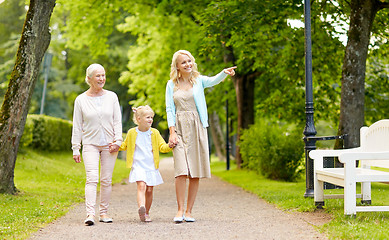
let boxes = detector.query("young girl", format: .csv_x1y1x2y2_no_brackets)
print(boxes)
117,105,172,222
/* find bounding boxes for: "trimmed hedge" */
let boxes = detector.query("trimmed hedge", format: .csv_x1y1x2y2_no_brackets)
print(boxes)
239,120,304,182
19,116,34,148
20,114,72,151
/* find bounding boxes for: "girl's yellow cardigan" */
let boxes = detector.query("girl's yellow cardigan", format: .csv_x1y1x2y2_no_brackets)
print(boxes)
119,127,172,169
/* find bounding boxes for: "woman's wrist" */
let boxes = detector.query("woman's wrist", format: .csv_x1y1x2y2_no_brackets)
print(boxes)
169,127,176,134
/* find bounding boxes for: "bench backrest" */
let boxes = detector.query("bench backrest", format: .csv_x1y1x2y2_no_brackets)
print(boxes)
361,119,389,168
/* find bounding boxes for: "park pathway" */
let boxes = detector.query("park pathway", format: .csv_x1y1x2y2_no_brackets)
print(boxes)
29,157,328,240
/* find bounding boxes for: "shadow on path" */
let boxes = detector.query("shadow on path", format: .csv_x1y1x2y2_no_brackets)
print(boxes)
29,157,328,240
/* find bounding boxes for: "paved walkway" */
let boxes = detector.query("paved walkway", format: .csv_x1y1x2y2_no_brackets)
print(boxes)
30,157,328,240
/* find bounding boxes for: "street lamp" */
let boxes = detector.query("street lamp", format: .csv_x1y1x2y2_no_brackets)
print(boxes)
226,91,230,170
40,52,53,115
303,0,317,198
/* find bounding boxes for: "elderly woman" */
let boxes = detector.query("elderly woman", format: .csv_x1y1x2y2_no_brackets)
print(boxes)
166,50,236,223
71,63,122,226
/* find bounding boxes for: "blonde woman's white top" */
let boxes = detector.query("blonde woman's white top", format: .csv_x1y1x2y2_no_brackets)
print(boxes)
71,90,122,155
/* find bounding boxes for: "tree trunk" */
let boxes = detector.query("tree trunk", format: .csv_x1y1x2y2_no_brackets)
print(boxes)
222,45,256,168
335,0,379,150
234,74,255,168
209,111,226,160
0,0,56,194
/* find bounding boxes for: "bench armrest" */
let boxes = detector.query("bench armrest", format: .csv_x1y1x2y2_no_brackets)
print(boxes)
309,148,360,160
339,151,389,164
309,148,361,170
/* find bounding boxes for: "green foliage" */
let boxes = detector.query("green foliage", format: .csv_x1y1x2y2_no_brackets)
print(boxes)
56,0,123,56
116,0,203,122
198,0,343,127
20,114,72,151
0,149,129,239
45,1,135,123
239,120,304,181
0,0,26,104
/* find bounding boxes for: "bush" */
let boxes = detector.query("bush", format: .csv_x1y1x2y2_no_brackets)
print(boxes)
19,117,34,148
239,120,304,181
20,114,72,151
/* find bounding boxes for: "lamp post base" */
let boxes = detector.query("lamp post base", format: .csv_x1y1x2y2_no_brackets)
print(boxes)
304,188,314,198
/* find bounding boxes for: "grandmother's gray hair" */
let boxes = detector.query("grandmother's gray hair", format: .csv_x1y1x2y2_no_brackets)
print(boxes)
85,63,104,86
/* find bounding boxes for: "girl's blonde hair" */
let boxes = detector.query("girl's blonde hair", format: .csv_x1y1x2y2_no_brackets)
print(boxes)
132,105,154,125
170,50,200,86
85,63,104,86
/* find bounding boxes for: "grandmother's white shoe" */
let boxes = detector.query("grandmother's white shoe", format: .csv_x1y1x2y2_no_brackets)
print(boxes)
84,215,95,226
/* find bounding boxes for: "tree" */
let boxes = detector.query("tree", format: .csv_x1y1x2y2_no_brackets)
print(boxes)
335,0,389,149
0,0,56,194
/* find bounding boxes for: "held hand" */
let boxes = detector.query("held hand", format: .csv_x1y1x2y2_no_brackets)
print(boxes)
169,132,179,148
73,155,81,163
109,143,119,153
223,66,237,76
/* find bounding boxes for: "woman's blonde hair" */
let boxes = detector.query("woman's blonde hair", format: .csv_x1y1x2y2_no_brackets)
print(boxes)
170,50,200,86
85,63,104,86
132,105,154,125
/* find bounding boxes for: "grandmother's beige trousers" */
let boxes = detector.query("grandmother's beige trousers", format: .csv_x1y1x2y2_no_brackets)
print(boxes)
82,144,117,216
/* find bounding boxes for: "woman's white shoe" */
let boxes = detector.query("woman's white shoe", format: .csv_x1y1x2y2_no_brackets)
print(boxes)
99,215,113,223
173,215,184,223
183,214,195,222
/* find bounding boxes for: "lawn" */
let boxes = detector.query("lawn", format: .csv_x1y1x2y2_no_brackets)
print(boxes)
210,159,389,239
0,149,129,240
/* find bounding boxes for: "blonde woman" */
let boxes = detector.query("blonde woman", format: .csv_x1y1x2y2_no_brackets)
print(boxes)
165,50,236,223
72,63,122,225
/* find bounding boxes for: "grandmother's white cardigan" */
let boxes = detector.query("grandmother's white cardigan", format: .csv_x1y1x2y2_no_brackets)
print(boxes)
71,90,122,155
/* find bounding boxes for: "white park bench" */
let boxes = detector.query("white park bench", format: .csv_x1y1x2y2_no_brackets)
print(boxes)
309,119,389,216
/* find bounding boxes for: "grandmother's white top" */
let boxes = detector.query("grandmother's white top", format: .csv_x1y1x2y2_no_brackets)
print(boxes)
71,90,122,155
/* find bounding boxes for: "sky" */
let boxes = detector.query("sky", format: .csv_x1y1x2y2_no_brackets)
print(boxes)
288,18,348,46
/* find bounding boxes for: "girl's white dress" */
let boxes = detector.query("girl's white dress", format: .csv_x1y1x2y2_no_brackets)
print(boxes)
128,128,164,186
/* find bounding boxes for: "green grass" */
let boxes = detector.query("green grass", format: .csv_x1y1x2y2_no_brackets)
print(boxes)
0,149,129,240
210,158,389,239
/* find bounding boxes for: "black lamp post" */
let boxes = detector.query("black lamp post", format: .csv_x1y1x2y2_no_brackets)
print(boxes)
303,0,317,198
226,91,230,170
40,52,53,115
